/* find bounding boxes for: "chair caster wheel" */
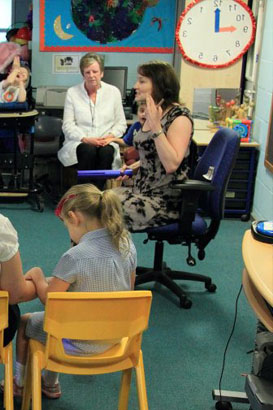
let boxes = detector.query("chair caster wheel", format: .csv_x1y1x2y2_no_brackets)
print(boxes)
180,298,192,309
215,401,232,410
206,282,217,292
241,213,250,222
186,256,196,266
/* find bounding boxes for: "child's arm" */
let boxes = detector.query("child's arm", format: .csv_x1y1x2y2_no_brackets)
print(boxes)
1,69,20,89
17,80,27,102
0,251,37,304
26,268,70,304
101,136,128,147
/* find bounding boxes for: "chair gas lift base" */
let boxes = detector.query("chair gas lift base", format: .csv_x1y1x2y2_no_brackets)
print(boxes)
135,229,217,309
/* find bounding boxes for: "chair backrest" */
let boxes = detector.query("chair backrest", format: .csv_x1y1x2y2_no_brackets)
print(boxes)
193,127,240,219
34,115,63,155
34,115,63,141
44,291,152,341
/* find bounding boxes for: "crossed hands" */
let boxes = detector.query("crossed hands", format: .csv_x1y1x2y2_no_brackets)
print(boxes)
81,134,115,147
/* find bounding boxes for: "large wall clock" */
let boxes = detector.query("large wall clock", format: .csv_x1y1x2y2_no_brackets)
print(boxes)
176,0,256,69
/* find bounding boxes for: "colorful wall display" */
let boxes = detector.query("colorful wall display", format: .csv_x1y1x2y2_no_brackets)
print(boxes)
40,0,175,53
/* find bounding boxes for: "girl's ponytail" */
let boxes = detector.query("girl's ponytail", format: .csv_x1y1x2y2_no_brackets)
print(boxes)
100,189,130,255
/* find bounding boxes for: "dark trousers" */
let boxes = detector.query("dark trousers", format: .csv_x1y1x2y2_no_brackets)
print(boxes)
76,143,114,190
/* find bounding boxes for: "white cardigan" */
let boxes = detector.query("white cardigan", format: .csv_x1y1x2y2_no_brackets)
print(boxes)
58,81,127,168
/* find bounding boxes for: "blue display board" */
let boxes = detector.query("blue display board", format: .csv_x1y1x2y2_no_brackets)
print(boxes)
40,0,175,53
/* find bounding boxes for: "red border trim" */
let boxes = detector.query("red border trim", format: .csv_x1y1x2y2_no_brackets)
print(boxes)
41,46,174,53
39,0,173,54
175,0,256,69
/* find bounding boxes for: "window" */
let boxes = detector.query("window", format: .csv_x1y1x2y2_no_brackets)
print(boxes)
0,0,12,42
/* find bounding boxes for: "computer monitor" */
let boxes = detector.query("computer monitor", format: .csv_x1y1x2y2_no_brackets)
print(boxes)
102,66,128,101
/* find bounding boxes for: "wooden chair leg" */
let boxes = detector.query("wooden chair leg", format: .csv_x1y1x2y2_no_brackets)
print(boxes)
4,343,14,410
135,351,148,410
118,368,132,410
21,350,32,410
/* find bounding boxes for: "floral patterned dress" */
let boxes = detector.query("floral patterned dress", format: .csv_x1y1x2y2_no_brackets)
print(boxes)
116,105,194,231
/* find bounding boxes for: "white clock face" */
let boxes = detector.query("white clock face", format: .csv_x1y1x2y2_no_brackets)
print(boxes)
176,0,256,68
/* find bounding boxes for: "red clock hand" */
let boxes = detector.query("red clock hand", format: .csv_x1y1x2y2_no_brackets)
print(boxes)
219,26,236,32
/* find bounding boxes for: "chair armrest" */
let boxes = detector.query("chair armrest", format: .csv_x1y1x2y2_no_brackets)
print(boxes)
171,179,215,192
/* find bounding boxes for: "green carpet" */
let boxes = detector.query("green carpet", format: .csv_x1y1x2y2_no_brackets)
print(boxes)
0,200,257,409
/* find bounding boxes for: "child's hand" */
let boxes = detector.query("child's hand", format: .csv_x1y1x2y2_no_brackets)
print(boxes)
12,56,20,70
7,68,20,84
101,136,115,146
24,267,45,286
117,164,130,181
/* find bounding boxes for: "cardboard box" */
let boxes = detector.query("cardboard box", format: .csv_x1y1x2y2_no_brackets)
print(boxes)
44,87,68,107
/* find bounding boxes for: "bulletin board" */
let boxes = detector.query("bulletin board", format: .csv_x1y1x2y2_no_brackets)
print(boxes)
40,0,175,53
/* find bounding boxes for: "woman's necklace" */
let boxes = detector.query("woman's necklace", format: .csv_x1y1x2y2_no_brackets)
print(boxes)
86,87,97,128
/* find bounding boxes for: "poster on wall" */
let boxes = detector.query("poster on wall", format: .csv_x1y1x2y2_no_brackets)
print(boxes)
40,0,175,53
53,54,80,73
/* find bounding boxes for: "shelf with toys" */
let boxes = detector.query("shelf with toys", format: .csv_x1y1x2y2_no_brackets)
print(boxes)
192,103,259,221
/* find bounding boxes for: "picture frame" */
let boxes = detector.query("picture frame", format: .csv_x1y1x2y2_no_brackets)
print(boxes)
52,54,80,74
264,93,273,173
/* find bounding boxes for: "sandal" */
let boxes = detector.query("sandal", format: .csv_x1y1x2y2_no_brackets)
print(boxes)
0,377,23,398
41,377,61,399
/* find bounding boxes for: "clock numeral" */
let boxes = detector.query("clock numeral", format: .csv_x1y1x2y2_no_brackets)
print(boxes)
236,14,246,22
229,4,237,12
214,0,223,7
213,55,218,62
187,17,192,25
235,40,241,48
199,6,204,13
243,26,249,33
182,30,187,37
198,52,204,60
226,50,231,56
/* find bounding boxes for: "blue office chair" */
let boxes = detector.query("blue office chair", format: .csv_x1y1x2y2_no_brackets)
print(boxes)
134,127,241,309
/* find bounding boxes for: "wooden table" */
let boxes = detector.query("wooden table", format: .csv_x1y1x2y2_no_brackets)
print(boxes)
242,229,273,332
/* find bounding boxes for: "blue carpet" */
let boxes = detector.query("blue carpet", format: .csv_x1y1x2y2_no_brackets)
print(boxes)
0,201,257,409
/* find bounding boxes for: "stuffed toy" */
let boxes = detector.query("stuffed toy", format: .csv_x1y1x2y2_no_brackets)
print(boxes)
0,42,22,73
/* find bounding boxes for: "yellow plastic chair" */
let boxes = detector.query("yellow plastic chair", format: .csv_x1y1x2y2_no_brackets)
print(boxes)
0,291,14,410
21,290,152,410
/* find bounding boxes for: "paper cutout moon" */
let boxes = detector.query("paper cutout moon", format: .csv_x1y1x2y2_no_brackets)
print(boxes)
54,15,74,40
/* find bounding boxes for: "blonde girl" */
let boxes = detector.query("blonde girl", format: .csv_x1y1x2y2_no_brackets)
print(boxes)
12,184,137,399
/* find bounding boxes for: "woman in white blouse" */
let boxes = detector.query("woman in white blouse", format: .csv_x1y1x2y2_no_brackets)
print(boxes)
58,53,127,189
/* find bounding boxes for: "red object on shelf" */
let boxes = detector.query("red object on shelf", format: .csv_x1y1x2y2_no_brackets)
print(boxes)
15,27,32,43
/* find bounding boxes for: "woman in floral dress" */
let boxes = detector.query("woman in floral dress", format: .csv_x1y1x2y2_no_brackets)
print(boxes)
116,61,194,231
